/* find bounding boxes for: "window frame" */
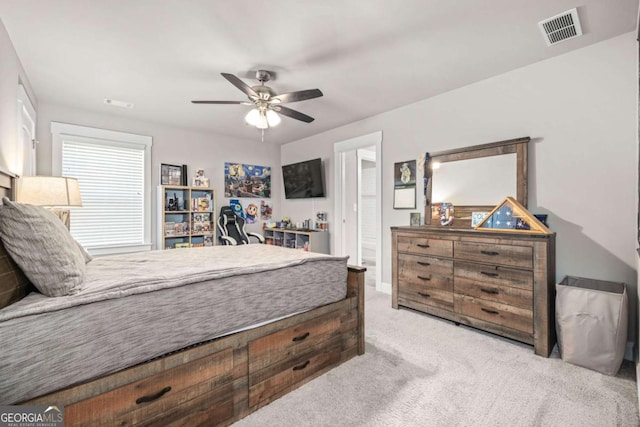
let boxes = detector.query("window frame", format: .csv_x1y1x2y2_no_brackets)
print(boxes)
51,122,153,255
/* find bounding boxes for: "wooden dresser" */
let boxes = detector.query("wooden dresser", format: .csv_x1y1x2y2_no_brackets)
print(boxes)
391,226,556,357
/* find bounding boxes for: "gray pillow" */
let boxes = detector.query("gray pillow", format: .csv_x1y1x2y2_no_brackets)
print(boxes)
76,241,93,264
0,197,86,297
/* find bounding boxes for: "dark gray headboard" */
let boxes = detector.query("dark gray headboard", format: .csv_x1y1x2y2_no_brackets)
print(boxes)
0,167,16,200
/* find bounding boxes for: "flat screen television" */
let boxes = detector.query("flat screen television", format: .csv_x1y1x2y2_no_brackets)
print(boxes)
282,158,325,199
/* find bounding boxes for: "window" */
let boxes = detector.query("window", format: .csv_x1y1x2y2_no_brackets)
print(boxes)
51,122,152,255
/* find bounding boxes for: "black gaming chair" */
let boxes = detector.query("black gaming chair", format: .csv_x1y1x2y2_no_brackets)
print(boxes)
217,206,265,245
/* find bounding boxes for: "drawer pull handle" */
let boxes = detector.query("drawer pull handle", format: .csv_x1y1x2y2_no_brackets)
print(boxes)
136,386,171,405
292,332,310,342
480,288,499,295
417,275,431,281
480,250,500,256
417,244,430,248
480,271,499,278
293,360,310,371
417,292,431,298
417,261,431,266
481,308,500,315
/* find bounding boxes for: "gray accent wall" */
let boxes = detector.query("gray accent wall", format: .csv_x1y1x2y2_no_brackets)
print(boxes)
281,32,639,344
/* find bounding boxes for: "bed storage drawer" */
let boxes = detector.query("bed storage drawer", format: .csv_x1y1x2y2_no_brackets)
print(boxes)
248,311,342,407
65,348,234,427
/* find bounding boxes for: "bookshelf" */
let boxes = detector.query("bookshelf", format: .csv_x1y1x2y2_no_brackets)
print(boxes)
157,185,216,249
263,228,330,254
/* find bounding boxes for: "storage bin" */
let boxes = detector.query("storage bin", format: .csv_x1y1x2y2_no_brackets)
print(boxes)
555,276,628,375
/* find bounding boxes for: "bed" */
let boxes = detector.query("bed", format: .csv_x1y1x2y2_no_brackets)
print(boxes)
0,169,365,426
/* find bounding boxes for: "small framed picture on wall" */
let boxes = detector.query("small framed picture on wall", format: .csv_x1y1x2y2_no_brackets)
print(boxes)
393,160,417,209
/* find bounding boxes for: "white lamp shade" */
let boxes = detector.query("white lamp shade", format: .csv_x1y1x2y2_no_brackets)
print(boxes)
245,108,281,129
17,176,82,207
266,109,281,127
244,109,261,126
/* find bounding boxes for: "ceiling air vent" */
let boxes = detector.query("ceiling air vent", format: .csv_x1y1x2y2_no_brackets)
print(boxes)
538,8,582,46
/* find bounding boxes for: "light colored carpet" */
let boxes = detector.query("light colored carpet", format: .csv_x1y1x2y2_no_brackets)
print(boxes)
235,290,638,427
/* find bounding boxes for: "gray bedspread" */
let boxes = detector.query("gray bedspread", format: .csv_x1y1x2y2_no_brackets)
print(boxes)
0,245,348,404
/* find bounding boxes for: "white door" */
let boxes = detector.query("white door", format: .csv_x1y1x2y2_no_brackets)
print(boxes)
17,84,36,176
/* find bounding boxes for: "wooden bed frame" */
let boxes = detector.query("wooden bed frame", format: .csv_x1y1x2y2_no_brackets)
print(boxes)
0,170,365,426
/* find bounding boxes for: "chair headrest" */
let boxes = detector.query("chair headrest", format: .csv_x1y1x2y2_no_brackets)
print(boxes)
220,206,238,223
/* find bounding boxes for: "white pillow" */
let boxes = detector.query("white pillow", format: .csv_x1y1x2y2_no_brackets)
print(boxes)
0,197,86,297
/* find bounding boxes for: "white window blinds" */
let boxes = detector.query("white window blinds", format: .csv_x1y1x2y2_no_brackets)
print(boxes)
52,122,152,255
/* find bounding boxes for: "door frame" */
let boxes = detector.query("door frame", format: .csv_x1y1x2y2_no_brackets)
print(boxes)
333,131,382,291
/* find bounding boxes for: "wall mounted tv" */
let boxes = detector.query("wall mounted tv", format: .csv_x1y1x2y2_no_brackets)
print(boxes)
282,158,325,199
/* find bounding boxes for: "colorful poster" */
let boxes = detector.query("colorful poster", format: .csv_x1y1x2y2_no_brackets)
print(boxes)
230,199,244,219
245,202,258,224
260,200,273,220
224,163,271,198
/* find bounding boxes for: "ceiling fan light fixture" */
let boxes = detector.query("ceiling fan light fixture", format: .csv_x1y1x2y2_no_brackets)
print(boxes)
256,114,269,129
266,109,281,127
244,108,261,127
245,107,281,129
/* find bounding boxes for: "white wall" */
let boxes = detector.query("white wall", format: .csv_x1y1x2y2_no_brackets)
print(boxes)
36,103,281,246
281,32,638,340
0,18,37,175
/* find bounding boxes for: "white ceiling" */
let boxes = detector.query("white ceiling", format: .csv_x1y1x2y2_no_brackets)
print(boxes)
0,0,637,145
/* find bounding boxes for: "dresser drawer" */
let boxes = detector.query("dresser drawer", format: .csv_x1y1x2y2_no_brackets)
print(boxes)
397,235,453,257
398,280,453,311
398,254,453,290
454,294,533,334
454,260,533,291
454,241,533,269
66,348,234,427
454,277,532,309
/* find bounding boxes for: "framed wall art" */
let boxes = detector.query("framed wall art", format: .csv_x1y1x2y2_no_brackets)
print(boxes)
393,160,416,209
160,163,183,186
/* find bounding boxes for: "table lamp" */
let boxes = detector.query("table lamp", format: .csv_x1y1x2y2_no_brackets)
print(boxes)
16,176,82,229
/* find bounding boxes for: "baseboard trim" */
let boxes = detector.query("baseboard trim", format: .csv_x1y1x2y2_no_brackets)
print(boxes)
377,281,392,294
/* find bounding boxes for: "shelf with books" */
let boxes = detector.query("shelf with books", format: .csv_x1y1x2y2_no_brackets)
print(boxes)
263,228,329,254
157,185,216,249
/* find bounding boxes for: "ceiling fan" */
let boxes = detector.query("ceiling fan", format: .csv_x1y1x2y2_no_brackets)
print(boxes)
192,70,323,130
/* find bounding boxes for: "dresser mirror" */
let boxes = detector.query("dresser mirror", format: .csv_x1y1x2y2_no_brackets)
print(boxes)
424,137,529,227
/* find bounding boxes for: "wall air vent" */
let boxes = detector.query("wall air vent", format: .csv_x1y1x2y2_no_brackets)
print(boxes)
538,8,582,46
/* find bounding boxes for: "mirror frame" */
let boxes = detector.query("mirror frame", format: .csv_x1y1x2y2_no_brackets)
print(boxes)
425,136,530,226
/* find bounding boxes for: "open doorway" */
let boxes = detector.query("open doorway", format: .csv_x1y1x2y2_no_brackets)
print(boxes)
333,132,382,292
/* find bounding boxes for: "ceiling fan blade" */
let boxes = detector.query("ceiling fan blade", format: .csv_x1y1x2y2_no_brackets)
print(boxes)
221,73,259,99
191,100,249,104
273,106,315,123
272,89,323,104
